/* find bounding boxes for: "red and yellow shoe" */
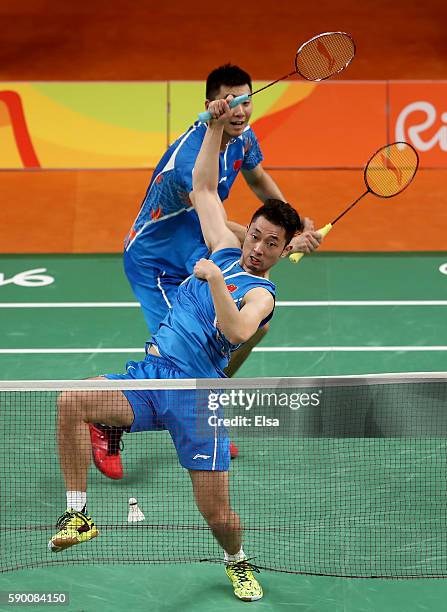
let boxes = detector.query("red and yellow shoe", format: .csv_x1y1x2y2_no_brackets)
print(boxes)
48,509,98,553
225,559,263,601
89,423,124,480
230,442,239,459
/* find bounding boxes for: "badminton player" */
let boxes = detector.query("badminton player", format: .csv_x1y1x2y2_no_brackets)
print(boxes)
90,64,322,479
50,96,307,602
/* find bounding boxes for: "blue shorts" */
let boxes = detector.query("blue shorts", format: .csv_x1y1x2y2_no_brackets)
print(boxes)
123,243,209,333
123,254,181,333
106,354,230,471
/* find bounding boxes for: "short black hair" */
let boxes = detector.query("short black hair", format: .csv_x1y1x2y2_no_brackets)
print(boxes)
249,199,303,245
206,64,252,100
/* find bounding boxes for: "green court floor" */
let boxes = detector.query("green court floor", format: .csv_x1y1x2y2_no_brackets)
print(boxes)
1,252,447,611
1,252,446,379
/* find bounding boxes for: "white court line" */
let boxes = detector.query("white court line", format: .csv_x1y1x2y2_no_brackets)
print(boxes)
276,300,447,307
0,348,144,354
0,302,140,308
1,300,447,308
0,346,446,354
254,346,447,352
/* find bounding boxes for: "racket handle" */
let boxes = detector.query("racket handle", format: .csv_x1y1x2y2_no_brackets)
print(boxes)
289,223,333,264
198,94,250,122
288,251,305,264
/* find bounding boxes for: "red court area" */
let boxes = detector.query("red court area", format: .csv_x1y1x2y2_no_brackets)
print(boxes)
1,1,446,253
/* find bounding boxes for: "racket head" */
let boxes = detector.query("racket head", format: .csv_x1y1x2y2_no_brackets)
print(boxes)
295,31,355,81
364,142,419,198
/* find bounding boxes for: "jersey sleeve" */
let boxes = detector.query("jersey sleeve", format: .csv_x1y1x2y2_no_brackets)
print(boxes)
174,124,204,195
174,151,196,196
245,277,276,329
242,127,264,171
209,248,243,270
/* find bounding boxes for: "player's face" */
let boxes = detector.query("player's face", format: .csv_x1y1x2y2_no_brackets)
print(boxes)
207,84,253,139
241,216,292,275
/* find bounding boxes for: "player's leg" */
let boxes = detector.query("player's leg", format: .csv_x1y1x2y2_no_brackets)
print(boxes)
189,470,241,552
58,377,134,491
90,257,180,480
189,470,263,602
164,389,260,601
50,377,134,552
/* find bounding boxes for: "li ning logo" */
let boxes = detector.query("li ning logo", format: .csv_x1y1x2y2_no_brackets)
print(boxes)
193,453,211,460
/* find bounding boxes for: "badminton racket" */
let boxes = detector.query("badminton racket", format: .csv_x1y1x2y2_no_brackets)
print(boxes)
198,31,355,122
289,142,419,263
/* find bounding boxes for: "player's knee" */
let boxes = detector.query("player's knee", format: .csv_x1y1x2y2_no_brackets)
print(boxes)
203,507,237,533
206,511,229,532
57,391,85,422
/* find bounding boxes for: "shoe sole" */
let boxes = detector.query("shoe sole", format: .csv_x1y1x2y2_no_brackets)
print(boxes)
236,594,263,602
226,570,263,601
92,457,123,480
48,530,99,553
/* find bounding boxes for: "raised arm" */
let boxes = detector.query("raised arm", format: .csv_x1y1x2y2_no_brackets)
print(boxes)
191,98,240,253
242,164,286,202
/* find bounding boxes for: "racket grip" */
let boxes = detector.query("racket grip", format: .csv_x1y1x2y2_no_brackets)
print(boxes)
198,94,250,122
289,223,333,264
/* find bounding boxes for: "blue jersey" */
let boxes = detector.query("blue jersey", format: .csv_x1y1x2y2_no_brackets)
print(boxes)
124,122,263,278
151,248,275,378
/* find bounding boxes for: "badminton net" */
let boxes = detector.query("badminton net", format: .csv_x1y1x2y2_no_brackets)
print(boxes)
1,372,446,577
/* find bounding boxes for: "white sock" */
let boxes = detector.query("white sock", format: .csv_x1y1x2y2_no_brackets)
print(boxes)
66,491,87,512
224,548,246,563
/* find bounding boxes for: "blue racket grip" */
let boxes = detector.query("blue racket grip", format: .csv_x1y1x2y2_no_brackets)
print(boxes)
198,94,250,122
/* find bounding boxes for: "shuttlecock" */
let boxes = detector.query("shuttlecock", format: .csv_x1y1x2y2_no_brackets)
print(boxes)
128,497,145,522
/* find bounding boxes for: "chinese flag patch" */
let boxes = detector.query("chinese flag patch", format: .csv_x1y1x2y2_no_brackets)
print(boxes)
151,206,162,220
233,159,243,171
226,284,238,293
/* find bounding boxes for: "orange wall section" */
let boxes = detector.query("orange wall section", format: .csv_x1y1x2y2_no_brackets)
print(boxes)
1,1,446,81
1,0,446,253
1,168,445,253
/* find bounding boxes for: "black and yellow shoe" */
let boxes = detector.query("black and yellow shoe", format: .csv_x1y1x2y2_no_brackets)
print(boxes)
225,558,263,601
48,509,99,553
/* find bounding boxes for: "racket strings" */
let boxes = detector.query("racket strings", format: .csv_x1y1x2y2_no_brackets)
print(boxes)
365,143,419,198
296,32,355,81
289,142,418,264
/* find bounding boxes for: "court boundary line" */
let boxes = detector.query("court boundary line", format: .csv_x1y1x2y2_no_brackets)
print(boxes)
1,301,447,308
1,346,446,354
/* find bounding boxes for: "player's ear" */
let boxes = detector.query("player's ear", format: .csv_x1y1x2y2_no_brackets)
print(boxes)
280,244,294,258
205,100,210,109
